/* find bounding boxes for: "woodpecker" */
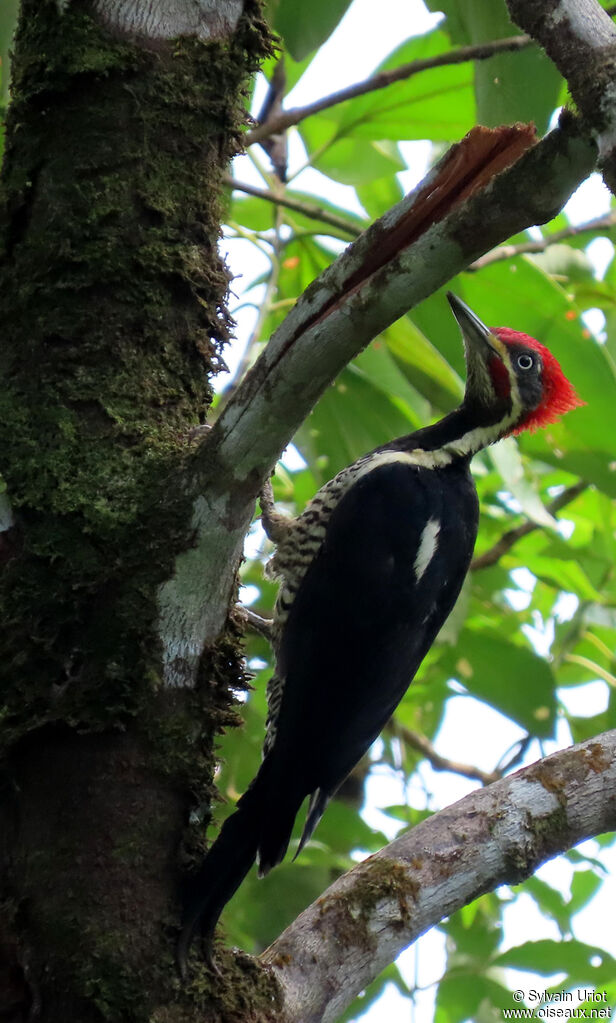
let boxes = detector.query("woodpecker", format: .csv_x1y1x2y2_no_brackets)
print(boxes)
178,293,582,970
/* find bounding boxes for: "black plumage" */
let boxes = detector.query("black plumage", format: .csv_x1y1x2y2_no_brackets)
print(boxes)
270,459,478,859
178,293,582,971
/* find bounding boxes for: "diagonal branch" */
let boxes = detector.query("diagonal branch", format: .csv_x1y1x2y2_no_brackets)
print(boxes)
157,120,597,687
247,35,535,144
249,4,616,146
470,212,616,270
224,174,362,238
391,721,500,785
471,480,588,570
262,730,616,1023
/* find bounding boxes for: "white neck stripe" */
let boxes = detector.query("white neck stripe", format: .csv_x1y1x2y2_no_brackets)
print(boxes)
353,412,520,477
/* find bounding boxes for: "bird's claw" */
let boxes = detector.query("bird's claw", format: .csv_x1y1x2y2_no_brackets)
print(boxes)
259,478,291,543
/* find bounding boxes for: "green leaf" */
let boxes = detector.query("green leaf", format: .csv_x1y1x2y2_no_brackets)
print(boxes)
336,29,475,142
566,848,608,874
435,975,512,1023
489,439,556,528
229,195,279,232
495,938,616,984
519,876,572,934
442,896,503,960
356,175,404,221
444,629,557,736
569,869,603,916
429,0,562,131
530,244,596,283
388,314,464,410
435,975,484,1023
224,859,332,951
519,554,602,602
266,0,354,61
299,28,474,165
230,189,366,240
278,189,366,238
312,797,389,856
308,137,406,186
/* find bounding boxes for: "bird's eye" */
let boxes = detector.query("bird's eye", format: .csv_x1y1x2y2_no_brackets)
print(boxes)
517,354,534,370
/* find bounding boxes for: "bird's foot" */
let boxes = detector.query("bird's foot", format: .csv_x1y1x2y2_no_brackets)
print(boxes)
176,922,220,981
259,478,292,543
235,605,274,642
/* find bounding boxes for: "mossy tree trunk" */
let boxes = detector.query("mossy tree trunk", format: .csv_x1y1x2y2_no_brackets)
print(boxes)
1,3,610,1021
0,2,277,1020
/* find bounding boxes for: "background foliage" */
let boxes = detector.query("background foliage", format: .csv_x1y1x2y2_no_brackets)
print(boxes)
3,1,616,1020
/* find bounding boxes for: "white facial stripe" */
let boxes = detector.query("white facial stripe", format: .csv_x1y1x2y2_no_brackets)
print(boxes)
414,518,441,582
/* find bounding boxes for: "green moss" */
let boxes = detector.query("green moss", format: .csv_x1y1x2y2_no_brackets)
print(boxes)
179,951,282,1023
0,0,271,749
502,803,570,883
79,926,163,1022
0,2,274,1018
316,857,418,953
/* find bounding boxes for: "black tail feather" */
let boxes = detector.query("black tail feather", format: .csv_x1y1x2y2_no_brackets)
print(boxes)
255,793,301,878
177,758,305,974
294,786,330,861
177,792,260,976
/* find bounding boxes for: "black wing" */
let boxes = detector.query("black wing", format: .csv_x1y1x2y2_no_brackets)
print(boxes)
266,458,478,844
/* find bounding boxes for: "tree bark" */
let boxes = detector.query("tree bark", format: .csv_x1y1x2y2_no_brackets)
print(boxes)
505,0,616,193
264,731,616,1023
0,2,610,1021
0,2,273,1020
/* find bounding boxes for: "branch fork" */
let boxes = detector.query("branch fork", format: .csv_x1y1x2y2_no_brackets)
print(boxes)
261,731,616,1023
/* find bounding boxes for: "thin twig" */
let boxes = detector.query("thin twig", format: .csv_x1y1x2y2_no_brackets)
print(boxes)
221,207,285,410
495,734,533,775
224,174,362,238
470,212,616,270
564,653,616,688
471,480,588,571
246,35,534,144
248,4,616,147
393,721,500,786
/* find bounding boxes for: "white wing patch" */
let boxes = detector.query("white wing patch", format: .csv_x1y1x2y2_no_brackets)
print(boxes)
414,518,441,582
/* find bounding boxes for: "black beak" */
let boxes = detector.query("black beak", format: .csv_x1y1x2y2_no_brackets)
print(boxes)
447,293,499,355
447,292,507,404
